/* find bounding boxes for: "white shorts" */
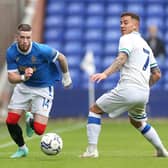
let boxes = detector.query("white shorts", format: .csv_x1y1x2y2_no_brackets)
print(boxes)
96,83,149,121
8,83,54,117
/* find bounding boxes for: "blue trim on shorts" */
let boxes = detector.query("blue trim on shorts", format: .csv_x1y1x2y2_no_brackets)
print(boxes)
48,86,52,96
88,116,101,125
141,124,151,134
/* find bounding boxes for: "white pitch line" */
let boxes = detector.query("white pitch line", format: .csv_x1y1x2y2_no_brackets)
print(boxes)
0,122,85,149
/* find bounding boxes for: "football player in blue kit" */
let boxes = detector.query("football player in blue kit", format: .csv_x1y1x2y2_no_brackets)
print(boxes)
6,24,72,158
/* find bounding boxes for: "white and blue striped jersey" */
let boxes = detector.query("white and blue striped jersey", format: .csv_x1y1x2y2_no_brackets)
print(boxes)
118,31,158,90
6,41,60,87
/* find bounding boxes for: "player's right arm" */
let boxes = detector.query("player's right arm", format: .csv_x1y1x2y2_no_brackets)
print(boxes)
91,52,128,83
148,47,161,87
6,48,33,84
8,67,33,84
8,71,23,84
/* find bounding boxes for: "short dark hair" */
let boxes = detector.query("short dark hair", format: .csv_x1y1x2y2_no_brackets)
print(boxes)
121,12,140,22
17,23,32,31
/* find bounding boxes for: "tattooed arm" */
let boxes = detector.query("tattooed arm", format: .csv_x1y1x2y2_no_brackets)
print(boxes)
91,52,128,83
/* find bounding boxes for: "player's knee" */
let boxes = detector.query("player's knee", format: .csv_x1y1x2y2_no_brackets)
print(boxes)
33,122,46,135
6,112,21,124
90,104,103,114
129,117,142,128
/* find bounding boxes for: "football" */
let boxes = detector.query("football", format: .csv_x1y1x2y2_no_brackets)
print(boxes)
40,133,63,155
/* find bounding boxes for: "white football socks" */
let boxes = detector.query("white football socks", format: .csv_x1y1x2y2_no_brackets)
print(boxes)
87,112,101,151
139,123,166,151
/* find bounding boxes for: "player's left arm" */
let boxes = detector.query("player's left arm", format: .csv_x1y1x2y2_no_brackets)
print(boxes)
57,52,72,88
6,49,33,84
42,45,72,88
149,67,161,87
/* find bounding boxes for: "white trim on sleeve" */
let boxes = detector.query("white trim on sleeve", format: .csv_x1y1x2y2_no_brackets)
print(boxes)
52,51,59,63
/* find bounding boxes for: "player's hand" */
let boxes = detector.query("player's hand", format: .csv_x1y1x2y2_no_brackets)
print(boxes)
90,72,107,83
62,72,72,88
24,67,33,80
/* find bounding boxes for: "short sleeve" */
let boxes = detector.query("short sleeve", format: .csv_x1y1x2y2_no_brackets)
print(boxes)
6,49,18,72
119,35,133,56
150,50,158,69
39,44,59,62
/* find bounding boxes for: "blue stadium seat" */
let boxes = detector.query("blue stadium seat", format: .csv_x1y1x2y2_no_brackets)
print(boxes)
67,2,85,15
164,84,168,90
105,16,120,28
44,41,62,51
45,16,64,28
86,16,104,28
142,0,160,1
126,3,144,17
126,0,145,2
94,55,101,70
105,29,120,42
106,3,124,15
69,68,81,88
165,33,168,46
64,28,83,41
165,5,168,15
85,29,103,42
146,4,164,16
67,55,81,67
87,3,104,16
151,82,163,90
165,19,168,29
66,15,84,28
64,41,83,55
46,1,65,15
104,43,118,57
80,72,90,89
44,28,63,41
85,42,103,56
163,70,168,80
166,45,168,57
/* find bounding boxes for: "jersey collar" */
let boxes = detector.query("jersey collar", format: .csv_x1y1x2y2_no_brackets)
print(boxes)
131,31,141,36
16,42,32,55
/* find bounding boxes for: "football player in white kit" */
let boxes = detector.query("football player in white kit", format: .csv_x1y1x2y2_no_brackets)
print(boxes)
81,12,168,158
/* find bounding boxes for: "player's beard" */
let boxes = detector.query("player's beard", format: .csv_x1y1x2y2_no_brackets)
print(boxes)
19,43,30,52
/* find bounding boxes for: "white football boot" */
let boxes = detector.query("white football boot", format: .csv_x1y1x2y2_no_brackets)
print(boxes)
156,148,168,157
80,148,99,158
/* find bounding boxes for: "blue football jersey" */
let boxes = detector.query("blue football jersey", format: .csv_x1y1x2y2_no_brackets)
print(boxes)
6,41,61,87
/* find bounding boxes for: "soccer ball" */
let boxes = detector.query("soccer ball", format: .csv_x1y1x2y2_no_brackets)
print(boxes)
40,133,63,155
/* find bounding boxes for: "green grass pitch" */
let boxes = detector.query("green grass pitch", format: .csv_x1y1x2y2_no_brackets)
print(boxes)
0,118,168,168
